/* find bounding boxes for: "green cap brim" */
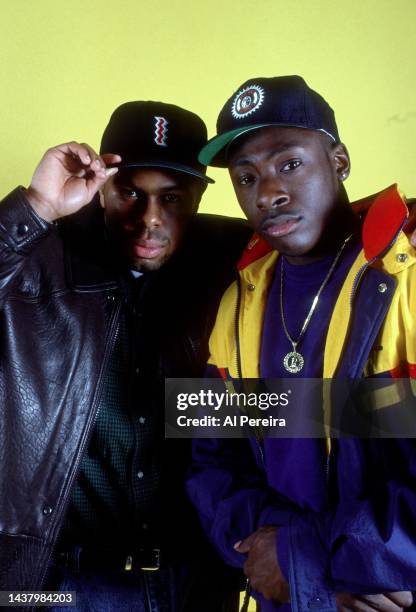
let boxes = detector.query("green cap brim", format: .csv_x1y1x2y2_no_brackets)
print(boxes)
198,123,278,167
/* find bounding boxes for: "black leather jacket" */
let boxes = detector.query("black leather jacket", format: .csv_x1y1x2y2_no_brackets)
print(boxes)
0,187,250,599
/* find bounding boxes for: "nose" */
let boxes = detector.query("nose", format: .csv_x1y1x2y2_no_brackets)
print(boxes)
137,197,162,230
256,178,289,211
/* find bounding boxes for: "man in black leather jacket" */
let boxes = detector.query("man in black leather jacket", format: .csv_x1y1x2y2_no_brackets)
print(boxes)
0,101,250,611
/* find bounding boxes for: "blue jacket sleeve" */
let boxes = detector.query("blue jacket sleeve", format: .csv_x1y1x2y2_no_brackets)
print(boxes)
329,438,416,591
281,438,416,611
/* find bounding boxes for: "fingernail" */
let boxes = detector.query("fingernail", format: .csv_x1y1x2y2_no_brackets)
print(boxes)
105,167,118,176
233,541,242,549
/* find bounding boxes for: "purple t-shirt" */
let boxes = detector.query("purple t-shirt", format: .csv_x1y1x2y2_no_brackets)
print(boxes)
260,240,361,512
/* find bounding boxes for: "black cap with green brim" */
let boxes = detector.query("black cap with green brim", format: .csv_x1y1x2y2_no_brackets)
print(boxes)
199,76,340,167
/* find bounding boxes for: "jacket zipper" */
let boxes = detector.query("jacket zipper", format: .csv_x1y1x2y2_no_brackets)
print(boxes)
185,334,200,365
234,272,265,468
38,295,122,592
324,257,379,488
234,273,243,379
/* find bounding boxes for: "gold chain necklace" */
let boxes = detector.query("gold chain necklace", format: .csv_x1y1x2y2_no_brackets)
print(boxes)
280,234,353,374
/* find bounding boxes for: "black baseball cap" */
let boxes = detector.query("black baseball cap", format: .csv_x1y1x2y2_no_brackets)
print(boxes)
100,101,214,183
199,76,340,167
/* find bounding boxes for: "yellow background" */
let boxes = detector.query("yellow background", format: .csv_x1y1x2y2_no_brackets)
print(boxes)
0,0,415,219
1,2,414,609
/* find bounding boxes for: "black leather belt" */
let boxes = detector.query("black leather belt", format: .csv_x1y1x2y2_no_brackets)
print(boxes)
55,546,162,573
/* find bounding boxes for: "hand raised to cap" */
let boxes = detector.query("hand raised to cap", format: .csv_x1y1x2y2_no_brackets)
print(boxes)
26,142,121,222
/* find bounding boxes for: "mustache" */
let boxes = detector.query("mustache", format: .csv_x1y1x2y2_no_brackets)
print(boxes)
131,229,169,244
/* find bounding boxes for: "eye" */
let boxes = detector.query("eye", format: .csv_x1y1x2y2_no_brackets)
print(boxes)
119,187,137,199
163,193,181,203
281,159,301,172
238,174,255,186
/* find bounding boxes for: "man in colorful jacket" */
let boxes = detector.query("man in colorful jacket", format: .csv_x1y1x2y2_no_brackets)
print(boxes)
186,76,416,612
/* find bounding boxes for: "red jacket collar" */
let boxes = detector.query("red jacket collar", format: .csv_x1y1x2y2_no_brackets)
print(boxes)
361,184,408,261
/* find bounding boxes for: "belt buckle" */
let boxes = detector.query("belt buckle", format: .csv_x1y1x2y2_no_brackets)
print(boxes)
139,547,161,572
124,548,161,572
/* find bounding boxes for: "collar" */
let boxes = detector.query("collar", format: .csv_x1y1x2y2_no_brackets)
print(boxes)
131,269,144,279
361,184,408,260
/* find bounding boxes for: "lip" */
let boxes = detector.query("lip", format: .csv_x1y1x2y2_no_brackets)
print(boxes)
132,239,166,260
261,214,302,238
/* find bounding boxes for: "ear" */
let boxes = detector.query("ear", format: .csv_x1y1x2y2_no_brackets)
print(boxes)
191,181,207,214
332,143,351,182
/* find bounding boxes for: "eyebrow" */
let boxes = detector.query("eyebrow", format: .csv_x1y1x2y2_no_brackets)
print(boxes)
231,142,302,167
159,184,186,191
117,180,185,191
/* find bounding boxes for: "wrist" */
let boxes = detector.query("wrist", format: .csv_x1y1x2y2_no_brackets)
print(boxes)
25,186,59,222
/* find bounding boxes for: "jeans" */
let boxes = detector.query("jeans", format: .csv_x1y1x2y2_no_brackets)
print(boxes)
46,549,240,612
47,566,173,612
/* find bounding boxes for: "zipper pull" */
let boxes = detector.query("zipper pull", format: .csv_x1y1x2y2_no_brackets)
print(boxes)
240,579,251,612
